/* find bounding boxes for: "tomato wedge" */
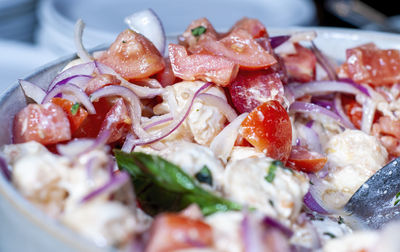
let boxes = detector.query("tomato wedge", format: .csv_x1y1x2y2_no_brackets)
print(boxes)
145,213,213,252
50,98,88,132
229,17,268,39
98,29,165,80
169,43,239,86
180,17,218,49
98,98,131,143
342,97,363,129
191,29,277,70
339,43,400,86
229,69,284,113
240,100,292,163
155,58,176,87
85,74,120,95
13,103,71,145
286,145,327,173
281,43,316,82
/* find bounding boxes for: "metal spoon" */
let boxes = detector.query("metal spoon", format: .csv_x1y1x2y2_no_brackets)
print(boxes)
344,157,400,229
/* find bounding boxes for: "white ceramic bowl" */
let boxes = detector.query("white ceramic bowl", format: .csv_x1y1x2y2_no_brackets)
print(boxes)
2,27,400,251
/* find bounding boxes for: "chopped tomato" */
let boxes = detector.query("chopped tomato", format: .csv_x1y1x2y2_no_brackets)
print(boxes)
281,43,316,82
179,17,218,49
191,29,277,70
234,134,252,147
286,145,327,173
155,58,176,87
342,97,363,129
72,98,115,138
229,17,268,39
85,74,120,95
98,29,165,80
229,69,284,113
374,116,400,139
13,103,71,145
168,43,239,86
145,213,213,252
339,43,400,86
240,100,292,163
98,98,131,143
50,98,88,132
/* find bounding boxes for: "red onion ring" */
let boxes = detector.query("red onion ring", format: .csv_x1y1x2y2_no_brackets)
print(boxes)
48,62,96,92
74,19,93,63
311,41,337,81
0,155,11,181
288,80,369,99
143,116,173,131
333,93,355,129
262,216,293,238
57,139,94,158
19,79,46,104
121,133,136,153
269,35,290,49
338,78,370,97
303,191,328,214
80,171,130,203
197,93,238,122
42,83,96,114
289,101,355,129
52,75,93,91
241,212,264,252
127,82,212,150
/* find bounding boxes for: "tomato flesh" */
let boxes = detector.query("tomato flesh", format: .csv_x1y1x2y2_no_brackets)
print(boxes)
180,17,218,49
240,100,292,163
50,98,88,133
286,145,327,173
13,103,71,145
85,74,120,95
339,43,400,86
98,29,165,80
145,213,213,252
229,69,284,113
169,43,239,86
281,43,316,82
155,58,176,87
229,17,268,39
191,29,277,70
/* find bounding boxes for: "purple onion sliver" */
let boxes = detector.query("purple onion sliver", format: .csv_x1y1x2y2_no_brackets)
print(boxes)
269,35,291,49
80,171,130,203
311,98,333,110
262,216,294,238
311,41,337,81
303,192,328,214
143,116,174,131
339,78,370,97
0,156,11,181
19,79,47,104
305,120,314,128
333,93,356,129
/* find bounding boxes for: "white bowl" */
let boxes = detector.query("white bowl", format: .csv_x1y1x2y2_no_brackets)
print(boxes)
2,27,400,251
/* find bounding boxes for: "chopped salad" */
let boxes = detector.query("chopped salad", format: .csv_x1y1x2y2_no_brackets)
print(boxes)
2,9,400,252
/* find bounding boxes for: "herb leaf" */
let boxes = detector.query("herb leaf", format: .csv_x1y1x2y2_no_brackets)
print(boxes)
195,165,213,186
191,26,207,37
70,103,80,115
323,232,336,238
265,161,280,183
394,191,400,206
114,150,241,216
337,216,344,224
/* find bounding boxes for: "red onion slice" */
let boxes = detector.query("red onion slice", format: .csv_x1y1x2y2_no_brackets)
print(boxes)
289,101,355,129
0,155,11,181
197,93,238,122
338,78,370,97
210,112,248,163
333,93,355,129
89,85,147,139
269,35,290,49
57,139,94,158
48,62,96,92
54,75,93,91
288,80,369,99
262,216,294,238
74,19,93,63
124,8,166,55
95,61,164,99
241,212,265,252
127,82,212,150
121,133,136,153
297,123,323,154
311,41,337,81
303,191,328,214
361,97,376,134
19,79,46,104
80,171,130,203
143,116,173,131
42,83,96,114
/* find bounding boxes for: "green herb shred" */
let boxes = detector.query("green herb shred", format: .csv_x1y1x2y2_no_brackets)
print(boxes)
265,161,279,183
70,103,80,115
338,216,344,224
323,232,336,238
195,165,213,186
191,26,207,37
394,192,400,206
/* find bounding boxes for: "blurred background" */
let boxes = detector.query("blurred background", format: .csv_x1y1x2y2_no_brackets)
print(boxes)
0,0,398,93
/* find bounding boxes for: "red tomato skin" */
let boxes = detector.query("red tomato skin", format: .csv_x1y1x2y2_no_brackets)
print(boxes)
98,29,165,80
155,58,176,87
145,213,213,252
340,43,400,86
98,98,131,143
50,98,88,132
168,43,239,86
190,29,277,70
286,145,327,173
229,69,284,113
229,17,268,39
281,43,316,82
13,103,71,145
240,100,292,163
85,74,121,95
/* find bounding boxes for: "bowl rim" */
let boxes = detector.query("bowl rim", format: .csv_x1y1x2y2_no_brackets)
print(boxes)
2,26,400,251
